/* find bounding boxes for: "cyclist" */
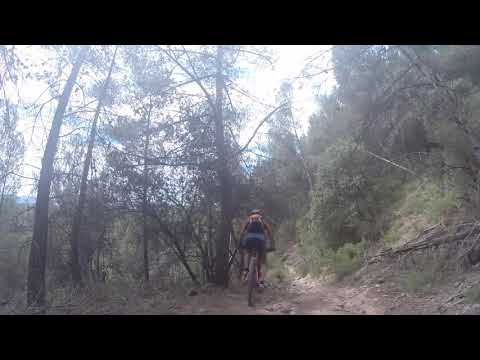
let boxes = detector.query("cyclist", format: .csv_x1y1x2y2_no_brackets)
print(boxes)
239,209,273,288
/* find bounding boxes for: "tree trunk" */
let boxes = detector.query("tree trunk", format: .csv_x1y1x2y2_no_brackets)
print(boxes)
213,46,233,287
0,178,6,220
0,131,15,219
96,246,101,281
27,46,88,307
205,203,214,282
70,47,117,286
291,122,314,192
142,103,153,283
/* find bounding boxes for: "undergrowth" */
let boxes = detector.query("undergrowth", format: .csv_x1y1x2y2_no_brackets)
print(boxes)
293,177,463,283
465,285,480,304
266,254,289,284
383,180,461,245
299,240,366,281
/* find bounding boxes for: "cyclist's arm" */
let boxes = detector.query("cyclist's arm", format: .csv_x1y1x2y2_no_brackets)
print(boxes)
264,221,273,240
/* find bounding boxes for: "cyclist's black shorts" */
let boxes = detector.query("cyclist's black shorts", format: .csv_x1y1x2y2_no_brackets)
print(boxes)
242,233,266,254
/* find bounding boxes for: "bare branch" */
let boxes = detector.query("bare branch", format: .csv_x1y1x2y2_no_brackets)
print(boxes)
161,46,217,114
58,126,90,138
364,149,417,176
236,48,274,66
236,103,288,155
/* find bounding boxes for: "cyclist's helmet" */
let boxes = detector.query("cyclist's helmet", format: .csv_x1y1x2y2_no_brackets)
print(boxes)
249,209,264,216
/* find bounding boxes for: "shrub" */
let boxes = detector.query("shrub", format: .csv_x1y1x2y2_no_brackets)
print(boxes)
382,180,462,246
332,241,366,280
397,257,444,294
398,270,436,294
465,286,480,304
397,181,461,223
300,239,366,281
266,254,289,284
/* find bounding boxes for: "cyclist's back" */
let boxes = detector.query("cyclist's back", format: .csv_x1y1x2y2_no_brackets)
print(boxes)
240,209,273,287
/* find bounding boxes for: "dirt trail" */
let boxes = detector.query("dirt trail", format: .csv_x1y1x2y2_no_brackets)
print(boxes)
172,247,390,315
172,240,480,315
167,243,480,315
3,242,478,314
172,273,389,315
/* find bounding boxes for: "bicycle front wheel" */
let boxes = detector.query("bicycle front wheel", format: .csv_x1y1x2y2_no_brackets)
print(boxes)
247,255,257,307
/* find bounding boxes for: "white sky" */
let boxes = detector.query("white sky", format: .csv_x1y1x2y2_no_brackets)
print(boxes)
12,45,335,196
237,45,334,146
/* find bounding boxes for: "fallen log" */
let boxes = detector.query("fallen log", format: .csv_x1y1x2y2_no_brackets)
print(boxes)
392,227,480,254
368,223,480,264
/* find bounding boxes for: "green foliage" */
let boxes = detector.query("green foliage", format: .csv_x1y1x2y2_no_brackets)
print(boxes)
303,137,407,250
383,180,462,245
7,45,480,310
298,242,333,277
383,221,404,245
332,241,366,280
398,270,437,294
465,286,480,304
266,255,289,284
397,266,446,295
273,219,297,252
397,256,446,295
299,237,366,281
399,182,460,223
309,138,369,248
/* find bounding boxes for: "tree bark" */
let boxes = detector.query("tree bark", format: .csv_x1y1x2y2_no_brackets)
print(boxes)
96,243,101,281
213,46,233,287
142,102,153,283
291,117,314,192
0,178,6,219
70,47,117,286
27,46,89,307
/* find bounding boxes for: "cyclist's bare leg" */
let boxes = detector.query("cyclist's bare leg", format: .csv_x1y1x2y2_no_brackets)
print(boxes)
257,250,266,283
239,248,245,278
244,250,252,281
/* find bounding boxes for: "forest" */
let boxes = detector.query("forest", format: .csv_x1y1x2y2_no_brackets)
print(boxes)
2,45,480,315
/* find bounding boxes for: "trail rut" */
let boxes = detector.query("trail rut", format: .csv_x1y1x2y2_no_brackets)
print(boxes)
172,257,389,315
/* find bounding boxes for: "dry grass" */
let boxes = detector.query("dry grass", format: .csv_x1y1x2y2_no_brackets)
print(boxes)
0,280,176,315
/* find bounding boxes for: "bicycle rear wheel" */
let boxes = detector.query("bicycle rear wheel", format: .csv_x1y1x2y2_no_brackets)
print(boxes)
247,254,257,307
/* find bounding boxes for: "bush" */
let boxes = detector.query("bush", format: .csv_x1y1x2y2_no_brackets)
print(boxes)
305,246,335,277
0,232,30,300
300,239,366,281
396,181,461,224
397,256,445,294
305,137,413,251
332,241,366,280
274,218,297,252
465,286,480,304
382,180,462,245
398,270,438,294
266,254,289,284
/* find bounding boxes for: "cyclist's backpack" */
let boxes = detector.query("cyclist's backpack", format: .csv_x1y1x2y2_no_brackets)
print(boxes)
246,214,265,234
